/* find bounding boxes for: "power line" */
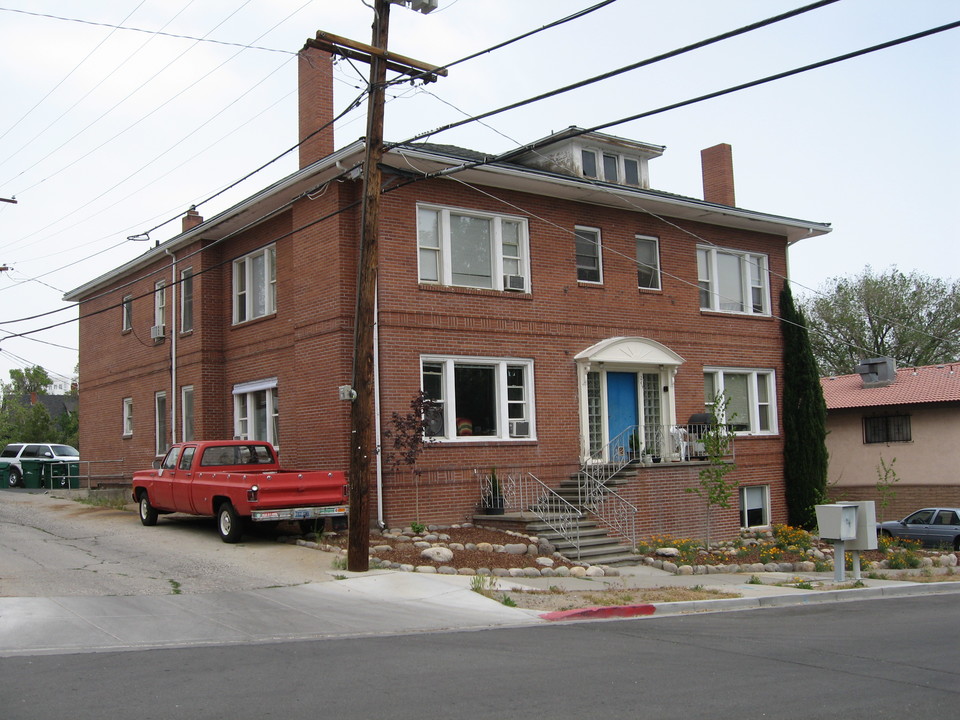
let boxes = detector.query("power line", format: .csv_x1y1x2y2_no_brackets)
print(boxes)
0,1,150,147
420,20,960,181
383,0,621,87
0,6,296,55
3,11,956,364
393,0,842,147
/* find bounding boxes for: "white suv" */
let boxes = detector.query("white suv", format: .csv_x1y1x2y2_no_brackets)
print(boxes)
2,443,80,487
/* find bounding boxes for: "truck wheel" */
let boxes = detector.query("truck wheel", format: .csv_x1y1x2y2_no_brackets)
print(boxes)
7,467,22,488
217,502,244,543
138,492,158,526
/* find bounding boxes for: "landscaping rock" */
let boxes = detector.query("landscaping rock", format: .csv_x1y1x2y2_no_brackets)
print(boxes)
505,543,528,555
536,556,555,567
585,566,605,577
421,546,454,563
677,565,693,575
656,547,680,557
415,565,437,573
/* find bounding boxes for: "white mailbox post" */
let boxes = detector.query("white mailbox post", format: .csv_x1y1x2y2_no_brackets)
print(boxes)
815,501,877,582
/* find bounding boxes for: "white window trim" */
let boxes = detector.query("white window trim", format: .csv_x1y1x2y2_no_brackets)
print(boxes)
232,379,279,447
635,234,661,290
740,485,770,528
233,245,277,324
121,295,133,332
122,397,133,436
416,203,530,292
180,267,193,333
704,367,777,435
155,391,167,456
420,355,536,442
181,385,194,442
574,226,603,284
580,148,646,187
697,245,770,316
154,281,166,332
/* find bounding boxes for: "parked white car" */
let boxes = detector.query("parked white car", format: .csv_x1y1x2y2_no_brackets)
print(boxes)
2,443,80,487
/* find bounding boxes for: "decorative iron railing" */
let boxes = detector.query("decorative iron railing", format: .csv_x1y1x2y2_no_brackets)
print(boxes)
479,470,584,559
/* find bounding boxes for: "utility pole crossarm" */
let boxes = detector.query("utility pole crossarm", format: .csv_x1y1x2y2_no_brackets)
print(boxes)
307,32,446,82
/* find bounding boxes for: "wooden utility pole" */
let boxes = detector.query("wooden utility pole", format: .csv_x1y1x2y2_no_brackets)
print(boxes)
346,0,390,572
320,0,442,571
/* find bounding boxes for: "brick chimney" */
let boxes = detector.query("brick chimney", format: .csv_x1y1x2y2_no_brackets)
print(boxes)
182,206,203,232
298,46,335,169
700,143,735,207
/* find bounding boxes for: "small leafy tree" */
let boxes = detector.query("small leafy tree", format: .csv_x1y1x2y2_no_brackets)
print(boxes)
382,391,436,474
875,456,900,522
686,393,737,548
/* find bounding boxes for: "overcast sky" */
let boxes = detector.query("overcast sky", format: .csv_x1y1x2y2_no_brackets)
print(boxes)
0,0,957,386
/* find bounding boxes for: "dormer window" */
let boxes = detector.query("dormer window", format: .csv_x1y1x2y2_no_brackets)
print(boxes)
581,149,643,187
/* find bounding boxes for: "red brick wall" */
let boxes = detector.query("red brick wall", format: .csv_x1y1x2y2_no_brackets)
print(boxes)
76,167,791,541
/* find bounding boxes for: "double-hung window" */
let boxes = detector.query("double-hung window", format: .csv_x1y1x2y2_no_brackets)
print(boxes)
635,235,660,290
154,281,166,333
740,485,769,528
704,368,776,434
155,391,168,455
697,246,769,315
181,385,195,442
180,267,193,333
575,226,602,283
417,205,529,292
122,397,134,436
121,295,133,332
421,356,534,440
234,246,276,324
233,378,279,447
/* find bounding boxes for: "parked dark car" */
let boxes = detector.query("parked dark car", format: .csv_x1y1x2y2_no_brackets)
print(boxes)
877,507,960,550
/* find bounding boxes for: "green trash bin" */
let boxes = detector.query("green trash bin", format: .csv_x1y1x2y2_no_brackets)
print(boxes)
20,458,44,489
49,461,80,489
0,460,10,488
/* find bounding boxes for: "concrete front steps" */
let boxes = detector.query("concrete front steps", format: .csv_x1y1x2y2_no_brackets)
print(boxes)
476,512,640,567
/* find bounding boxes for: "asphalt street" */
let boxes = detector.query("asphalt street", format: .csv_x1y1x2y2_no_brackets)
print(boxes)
3,593,958,720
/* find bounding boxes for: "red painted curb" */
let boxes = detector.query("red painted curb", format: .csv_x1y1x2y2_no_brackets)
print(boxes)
539,604,657,621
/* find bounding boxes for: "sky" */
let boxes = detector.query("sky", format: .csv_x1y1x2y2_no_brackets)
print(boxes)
0,0,957,387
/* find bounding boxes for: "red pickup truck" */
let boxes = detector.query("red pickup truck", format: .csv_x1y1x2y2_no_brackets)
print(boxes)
132,440,348,543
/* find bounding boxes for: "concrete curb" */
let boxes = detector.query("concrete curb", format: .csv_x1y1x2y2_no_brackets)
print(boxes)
539,580,960,621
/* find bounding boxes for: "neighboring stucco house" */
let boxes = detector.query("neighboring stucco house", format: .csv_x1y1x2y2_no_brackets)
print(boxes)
821,358,960,520
64,47,831,542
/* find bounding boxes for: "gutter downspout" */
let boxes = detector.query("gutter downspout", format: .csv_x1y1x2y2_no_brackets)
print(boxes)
164,249,177,447
373,281,385,529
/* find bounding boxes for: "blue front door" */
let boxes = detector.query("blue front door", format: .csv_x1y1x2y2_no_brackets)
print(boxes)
606,372,638,455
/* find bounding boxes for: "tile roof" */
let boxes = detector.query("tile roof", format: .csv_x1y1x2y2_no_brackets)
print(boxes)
821,362,960,409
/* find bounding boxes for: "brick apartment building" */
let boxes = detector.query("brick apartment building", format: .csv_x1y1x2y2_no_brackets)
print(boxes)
65,48,830,540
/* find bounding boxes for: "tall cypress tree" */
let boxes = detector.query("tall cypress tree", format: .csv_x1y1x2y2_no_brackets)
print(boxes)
780,285,829,529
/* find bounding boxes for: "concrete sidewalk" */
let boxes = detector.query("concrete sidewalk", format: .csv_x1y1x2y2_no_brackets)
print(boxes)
3,565,959,657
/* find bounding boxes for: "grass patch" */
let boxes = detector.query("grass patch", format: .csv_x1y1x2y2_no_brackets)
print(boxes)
168,579,182,595
74,494,129,511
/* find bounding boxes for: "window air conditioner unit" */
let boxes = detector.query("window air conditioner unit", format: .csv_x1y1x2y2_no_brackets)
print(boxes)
503,274,526,292
509,420,530,437
150,325,165,340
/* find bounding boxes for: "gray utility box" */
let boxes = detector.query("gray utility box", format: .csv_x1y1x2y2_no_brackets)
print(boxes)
816,501,877,550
